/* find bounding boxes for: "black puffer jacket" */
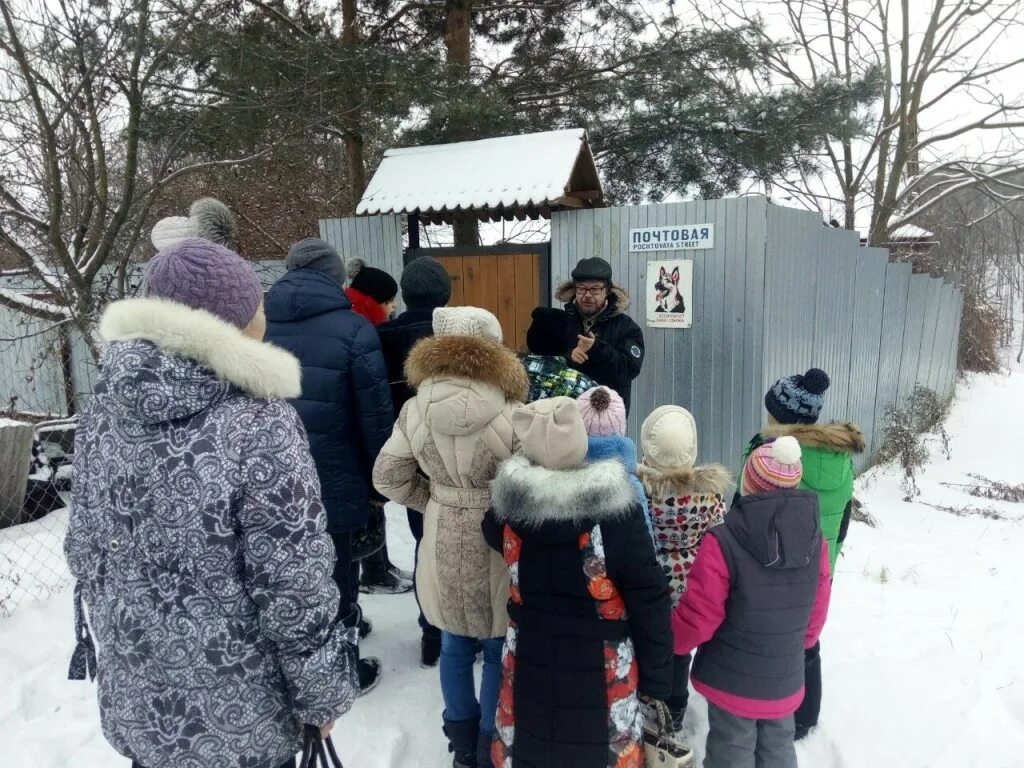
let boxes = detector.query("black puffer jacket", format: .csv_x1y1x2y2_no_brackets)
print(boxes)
558,282,644,414
376,307,435,416
483,456,672,768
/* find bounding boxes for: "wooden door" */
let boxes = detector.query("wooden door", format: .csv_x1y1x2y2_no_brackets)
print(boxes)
435,252,541,352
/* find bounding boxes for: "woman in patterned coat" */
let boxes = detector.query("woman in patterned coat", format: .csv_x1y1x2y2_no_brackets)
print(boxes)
65,239,357,768
482,398,672,768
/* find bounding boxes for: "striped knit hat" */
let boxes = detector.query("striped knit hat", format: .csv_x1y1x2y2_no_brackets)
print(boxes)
742,436,803,495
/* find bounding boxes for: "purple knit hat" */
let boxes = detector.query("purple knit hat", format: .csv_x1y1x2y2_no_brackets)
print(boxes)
144,237,263,329
577,386,627,436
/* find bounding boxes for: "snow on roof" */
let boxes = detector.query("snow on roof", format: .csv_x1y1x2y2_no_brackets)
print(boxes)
356,129,603,221
889,224,935,240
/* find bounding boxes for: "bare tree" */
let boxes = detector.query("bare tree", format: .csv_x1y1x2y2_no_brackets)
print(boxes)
0,0,276,354
696,0,1024,244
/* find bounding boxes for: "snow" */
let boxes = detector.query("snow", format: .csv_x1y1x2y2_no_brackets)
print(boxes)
889,223,936,241
2,363,1024,766
0,508,71,614
356,128,594,216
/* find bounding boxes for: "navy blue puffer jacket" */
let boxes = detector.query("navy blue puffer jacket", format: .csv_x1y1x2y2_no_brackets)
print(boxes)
265,269,394,533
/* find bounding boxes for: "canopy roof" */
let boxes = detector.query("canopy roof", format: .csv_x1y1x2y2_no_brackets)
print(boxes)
356,128,604,223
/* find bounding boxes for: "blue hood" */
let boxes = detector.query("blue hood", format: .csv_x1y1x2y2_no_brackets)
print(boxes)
586,434,638,472
265,269,350,323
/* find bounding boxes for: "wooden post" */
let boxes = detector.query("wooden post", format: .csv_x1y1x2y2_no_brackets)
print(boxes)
408,213,421,250
0,420,34,528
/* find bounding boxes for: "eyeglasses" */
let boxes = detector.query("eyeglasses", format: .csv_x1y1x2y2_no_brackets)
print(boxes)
575,284,607,296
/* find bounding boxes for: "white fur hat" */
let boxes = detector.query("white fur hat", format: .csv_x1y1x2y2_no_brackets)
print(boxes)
432,306,503,342
641,405,698,470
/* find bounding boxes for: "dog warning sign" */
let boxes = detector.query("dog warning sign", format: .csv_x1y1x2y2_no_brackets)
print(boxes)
646,260,693,329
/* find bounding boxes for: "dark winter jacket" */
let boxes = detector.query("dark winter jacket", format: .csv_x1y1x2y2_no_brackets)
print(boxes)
65,298,357,768
673,490,832,720
484,456,672,768
558,282,645,413
265,269,394,533
377,307,435,417
521,353,598,403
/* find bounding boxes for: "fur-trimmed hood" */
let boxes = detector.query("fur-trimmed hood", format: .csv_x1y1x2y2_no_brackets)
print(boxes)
763,421,865,454
405,334,529,402
100,298,301,402
490,455,636,527
555,280,631,314
637,463,733,498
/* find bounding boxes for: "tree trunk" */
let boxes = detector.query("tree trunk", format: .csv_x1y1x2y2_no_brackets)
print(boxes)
341,0,367,214
445,0,478,246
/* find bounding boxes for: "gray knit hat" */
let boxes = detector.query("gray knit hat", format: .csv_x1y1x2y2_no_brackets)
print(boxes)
286,238,346,286
401,256,451,309
144,238,263,329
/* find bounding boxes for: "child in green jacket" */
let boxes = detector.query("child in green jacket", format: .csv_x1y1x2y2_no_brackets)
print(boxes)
738,367,864,741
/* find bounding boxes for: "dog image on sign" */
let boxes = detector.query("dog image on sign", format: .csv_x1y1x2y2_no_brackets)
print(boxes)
647,260,693,328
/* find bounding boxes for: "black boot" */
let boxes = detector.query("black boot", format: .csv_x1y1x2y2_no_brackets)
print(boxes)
421,628,442,668
476,732,493,768
442,716,478,768
360,545,413,594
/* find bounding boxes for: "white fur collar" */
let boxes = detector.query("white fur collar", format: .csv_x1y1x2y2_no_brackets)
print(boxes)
490,455,637,526
100,298,301,400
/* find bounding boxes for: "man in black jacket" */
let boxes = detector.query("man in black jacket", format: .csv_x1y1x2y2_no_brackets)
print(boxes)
376,255,451,668
557,256,645,414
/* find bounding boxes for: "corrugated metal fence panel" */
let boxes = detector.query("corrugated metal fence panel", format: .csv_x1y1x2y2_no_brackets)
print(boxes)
0,307,67,414
896,276,929,407
812,229,860,424
916,278,943,394
319,215,405,311
872,262,911,454
847,248,888,471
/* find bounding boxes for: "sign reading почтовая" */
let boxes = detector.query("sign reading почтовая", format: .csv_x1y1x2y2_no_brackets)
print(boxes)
629,224,714,252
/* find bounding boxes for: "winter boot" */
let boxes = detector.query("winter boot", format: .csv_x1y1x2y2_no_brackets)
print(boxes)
356,657,382,697
442,716,478,768
421,629,442,668
669,706,685,733
360,544,414,594
476,732,494,768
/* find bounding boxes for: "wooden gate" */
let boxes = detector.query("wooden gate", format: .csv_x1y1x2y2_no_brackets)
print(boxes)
406,245,550,352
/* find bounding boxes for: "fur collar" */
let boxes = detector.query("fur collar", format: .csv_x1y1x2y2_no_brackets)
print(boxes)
555,280,631,313
100,298,301,400
405,334,529,402
490,456,636,526
637,463,732,498
762,422,865,453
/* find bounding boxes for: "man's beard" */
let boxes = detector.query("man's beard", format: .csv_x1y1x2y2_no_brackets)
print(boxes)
578,300,606,319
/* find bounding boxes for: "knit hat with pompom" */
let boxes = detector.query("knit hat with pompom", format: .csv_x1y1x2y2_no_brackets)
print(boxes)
640,405,697,470
577,386,627,437
151,198,238,252
764,367,831,425
347,258,398,304
742,436,803,495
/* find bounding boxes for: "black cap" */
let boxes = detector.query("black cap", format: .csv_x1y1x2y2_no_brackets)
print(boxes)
526,307,575,356
571,257,613,283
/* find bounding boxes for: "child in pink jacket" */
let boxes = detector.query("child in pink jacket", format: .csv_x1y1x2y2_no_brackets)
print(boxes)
672,436,831,768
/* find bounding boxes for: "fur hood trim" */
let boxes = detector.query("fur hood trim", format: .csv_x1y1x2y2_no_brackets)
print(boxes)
555,280,631,313
490,455,636,526
763,421,866,453
405,334,529,402
100,298,301,400
637,463,733,498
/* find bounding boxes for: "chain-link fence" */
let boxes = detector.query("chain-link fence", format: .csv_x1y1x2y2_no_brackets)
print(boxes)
0,259,287,616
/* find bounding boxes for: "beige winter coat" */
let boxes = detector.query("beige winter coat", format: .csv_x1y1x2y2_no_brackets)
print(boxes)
372,334,531,639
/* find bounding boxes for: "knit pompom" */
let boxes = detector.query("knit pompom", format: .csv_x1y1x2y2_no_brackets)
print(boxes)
770,435,802,465
801,367,831,395
589,386,612,411
346,257,365,281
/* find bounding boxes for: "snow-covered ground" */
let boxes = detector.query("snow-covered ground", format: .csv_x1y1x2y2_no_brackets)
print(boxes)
1,361,1022,767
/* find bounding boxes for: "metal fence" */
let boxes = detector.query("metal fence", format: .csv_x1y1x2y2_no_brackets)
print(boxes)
550,198,963,471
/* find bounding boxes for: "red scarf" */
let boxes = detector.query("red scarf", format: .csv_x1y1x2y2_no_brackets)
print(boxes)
345,286,388,326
